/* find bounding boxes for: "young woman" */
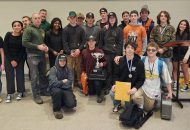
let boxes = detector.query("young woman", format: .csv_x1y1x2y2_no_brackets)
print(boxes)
45,17,63,68
4,21,26,103
173,20,190,91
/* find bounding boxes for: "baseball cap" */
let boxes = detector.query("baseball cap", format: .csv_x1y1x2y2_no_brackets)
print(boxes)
99,8,108,13
86,12,94,19
77,12,85,19
140,5,150,14
108,12,116,18
58,54,67,61
69,11,77,17
87,35,96,41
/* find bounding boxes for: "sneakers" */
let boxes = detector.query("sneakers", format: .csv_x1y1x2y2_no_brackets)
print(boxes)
16,93,23,100
34,96,43,104
180,84,189,92
5,94,11,103
54,111,63,119
173,82,177,91
113,104,121,112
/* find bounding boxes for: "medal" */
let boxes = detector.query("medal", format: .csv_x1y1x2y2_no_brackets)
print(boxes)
126,58,133,79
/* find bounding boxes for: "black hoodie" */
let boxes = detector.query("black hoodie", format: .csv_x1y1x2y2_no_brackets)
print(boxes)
113,54,145,89
48,56,73,90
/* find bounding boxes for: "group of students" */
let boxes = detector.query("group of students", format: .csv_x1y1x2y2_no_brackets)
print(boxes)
0,5,189,120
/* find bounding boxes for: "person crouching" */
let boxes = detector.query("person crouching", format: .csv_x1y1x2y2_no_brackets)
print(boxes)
48,54,77,119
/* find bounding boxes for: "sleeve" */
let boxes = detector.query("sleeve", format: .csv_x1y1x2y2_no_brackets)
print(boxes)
44,32,54,53
161,62,172,85
150,27,156,42
49,67,64,89
81,51,86,72
79,28,86,51
142,27,147,55
22,28,38,49
62,28,71,55
134,61,145,89
16,43,25,63
112,61,121,83
3,32,12,61
98,28,105,49
0,36,3,48
116,27,123,56
62,68,74,89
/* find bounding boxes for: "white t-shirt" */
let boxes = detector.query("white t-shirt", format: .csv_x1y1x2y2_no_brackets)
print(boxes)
142,57,172,99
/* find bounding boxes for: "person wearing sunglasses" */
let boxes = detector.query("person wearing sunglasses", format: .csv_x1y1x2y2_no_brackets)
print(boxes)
133,42,172,112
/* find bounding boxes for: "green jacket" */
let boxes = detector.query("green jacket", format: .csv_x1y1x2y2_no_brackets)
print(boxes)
150,24,175,58
40,20,50,32
22,24,45,54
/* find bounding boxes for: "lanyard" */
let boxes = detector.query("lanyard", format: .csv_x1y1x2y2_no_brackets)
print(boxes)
126,58,133,74
160,26,167,35
148,60,155,75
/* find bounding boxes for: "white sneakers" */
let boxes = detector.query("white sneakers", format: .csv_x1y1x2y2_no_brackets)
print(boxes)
5,93,23,103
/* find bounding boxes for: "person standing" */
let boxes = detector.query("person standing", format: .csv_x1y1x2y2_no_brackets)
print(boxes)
0,36,5,103
172,20,190,91
22,13,49,104
39,9,50,31
45,17,63,68
62,11,86,88
118,11,130,30
150,11,175,77
22,16,31,29
96,8,109,28
4,21,26,103
99,12,123,93
138,5,154,43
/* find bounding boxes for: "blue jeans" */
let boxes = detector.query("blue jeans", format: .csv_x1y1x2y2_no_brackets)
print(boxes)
27,53,47,98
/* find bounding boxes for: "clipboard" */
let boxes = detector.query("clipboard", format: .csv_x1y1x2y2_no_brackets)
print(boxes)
115,81,131,101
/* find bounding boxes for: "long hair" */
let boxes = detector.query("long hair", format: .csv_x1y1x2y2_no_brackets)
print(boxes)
176,19,190,37
157,11,171,25
50,17,63,33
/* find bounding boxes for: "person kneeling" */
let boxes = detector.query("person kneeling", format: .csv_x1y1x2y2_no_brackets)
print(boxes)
49,54,77,119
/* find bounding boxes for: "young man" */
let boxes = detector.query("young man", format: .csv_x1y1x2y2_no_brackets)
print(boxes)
150,11,175,76
110,42,145,112
118,11,130,30
22,13,49,104
82,12,100,41
49,54,76,119
39,9,50,31
138,5,154,43
123,10,147,56
133,42,172,111
62,11,86,88
77,12,85,26
81,35,107,103
99,12,123,93
96,8,109,28
22,16,31,29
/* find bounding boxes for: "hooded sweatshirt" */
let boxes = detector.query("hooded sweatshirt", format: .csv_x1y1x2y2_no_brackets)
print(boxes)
48,56,73,90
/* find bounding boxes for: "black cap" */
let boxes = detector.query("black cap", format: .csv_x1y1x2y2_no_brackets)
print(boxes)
87,35,96,41
86,12,94,18
58,54,67,61
99,8,108,13
108,12,116,18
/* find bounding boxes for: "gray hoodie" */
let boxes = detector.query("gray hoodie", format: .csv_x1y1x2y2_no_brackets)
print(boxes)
48,56,73,90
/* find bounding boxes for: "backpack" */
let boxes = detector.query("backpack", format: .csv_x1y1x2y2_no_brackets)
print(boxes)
119,103,145,129
141,56,163,76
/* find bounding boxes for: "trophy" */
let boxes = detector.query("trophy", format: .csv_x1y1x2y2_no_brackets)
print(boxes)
89,52,106,80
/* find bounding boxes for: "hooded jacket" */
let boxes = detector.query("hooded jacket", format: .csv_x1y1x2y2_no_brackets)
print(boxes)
48,56,73,90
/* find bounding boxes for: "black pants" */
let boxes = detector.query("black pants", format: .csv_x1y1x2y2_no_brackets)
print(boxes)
5,59,25,94
51,88,77,112
104,53,116,90
87,80,104,96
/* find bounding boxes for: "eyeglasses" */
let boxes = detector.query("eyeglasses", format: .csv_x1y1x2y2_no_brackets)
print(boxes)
147,49,157,52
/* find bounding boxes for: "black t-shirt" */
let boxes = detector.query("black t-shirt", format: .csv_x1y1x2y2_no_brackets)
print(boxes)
0,36,3,64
